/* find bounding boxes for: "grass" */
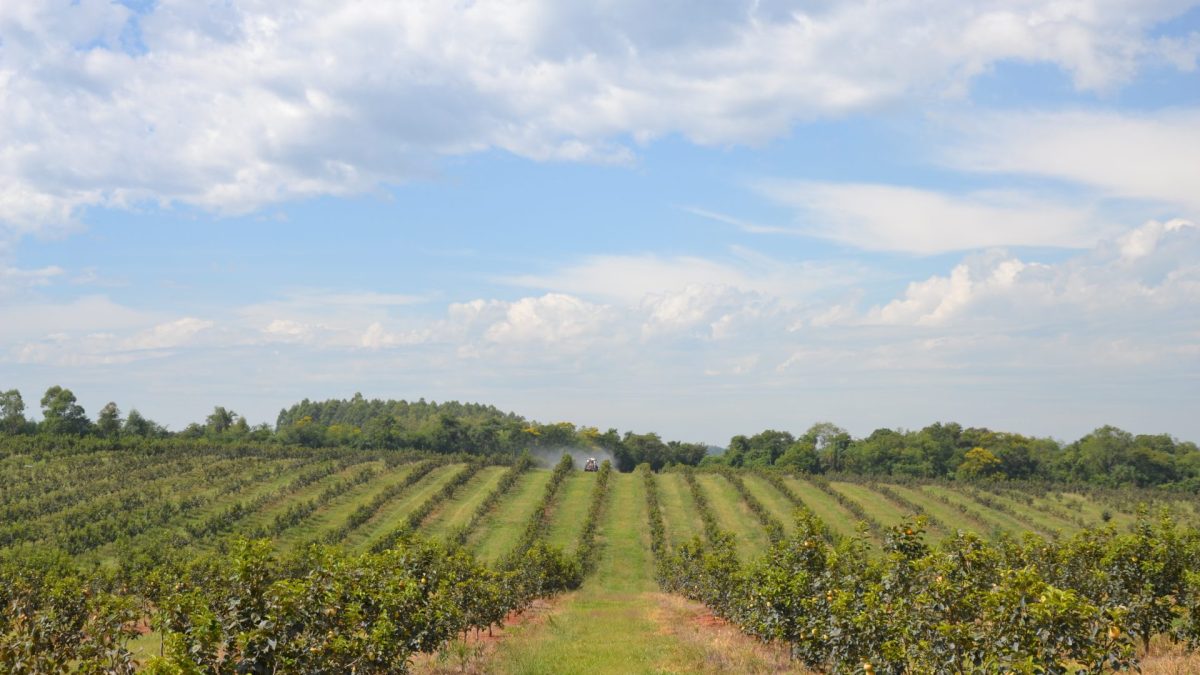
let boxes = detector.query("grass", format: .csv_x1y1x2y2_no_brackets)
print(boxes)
420,466,508,542
233,461,381,537
740,474,801,536
883,483,1004,538
830,481,948,539
694,473,771,560
271,462,420,549
964,486,1078,535
542,471,597,552
468,470,553,562
920,485,1049,538
342,464,465,552
781,477,862,541
480,473,805,674
657,472,705,548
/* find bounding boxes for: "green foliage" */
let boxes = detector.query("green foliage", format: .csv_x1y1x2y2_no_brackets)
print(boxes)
147,535,578,674
369,462,484,552
655,504,1200,673
446,454,534,547
573,460,613,574
727,421,1200,489
39,385,90,436
717,467,785,543
0,551,139,673
1,389,27,435
324,458,444,544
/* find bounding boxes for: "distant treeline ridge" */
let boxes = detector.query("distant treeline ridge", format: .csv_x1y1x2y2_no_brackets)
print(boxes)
1,387,1196,487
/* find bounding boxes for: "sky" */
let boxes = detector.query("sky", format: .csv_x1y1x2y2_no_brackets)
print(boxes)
1,1,1199,445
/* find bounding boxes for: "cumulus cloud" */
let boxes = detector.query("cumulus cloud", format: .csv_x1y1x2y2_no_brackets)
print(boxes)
482,294,613,345
1,0,1195,232
864,219,1200,326
1,218,1197,438
124,317,213,351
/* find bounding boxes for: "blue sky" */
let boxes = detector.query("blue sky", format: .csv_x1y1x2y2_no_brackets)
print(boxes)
1,1,1198,444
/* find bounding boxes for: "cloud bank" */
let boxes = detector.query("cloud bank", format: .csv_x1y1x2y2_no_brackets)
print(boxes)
2,0,1197,234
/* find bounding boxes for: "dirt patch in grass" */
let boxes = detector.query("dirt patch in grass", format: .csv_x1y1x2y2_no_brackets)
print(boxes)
410,597,561,674
649,592,811,674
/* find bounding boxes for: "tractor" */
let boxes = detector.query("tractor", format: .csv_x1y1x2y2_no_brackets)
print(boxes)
583,457,599,472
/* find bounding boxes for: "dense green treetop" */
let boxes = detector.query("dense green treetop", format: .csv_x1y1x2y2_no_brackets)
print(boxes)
1,385,1196,486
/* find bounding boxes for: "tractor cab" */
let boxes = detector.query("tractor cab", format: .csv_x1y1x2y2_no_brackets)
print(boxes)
583,457,599,472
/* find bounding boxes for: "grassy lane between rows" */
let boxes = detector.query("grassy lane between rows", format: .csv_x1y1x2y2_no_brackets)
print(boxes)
657,472,704,548
920,484,1048,538
479,473,803,674
342,464,464,552
695,474,771,560
962,485,1077,535
421,466,508,542
272,462,419,550
469,470,552,563
831,481,947,541
740,474,801,537
542,471,596,552
883,482,1003,538
781,477,862,541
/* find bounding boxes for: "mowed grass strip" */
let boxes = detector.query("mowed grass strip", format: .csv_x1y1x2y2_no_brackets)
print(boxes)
180,459,341,553
468,470,552,562
694,474,771,560
783,477,867,541
486,473,803,674
967,487,1078,535
488,472,663,674
883,483,1002,537
740,474,802,536
542,471,597,552
830,482,948,539
420,466,508,542
233,460,386,537
271,462,420,549
342,464,465,552
921,485,1050,538
657,472,704,548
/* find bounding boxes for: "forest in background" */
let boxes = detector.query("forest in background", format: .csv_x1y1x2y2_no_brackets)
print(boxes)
2,386,1197,488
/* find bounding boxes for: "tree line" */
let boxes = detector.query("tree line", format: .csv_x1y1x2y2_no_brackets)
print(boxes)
3,386,1197,487
713,422,1200,489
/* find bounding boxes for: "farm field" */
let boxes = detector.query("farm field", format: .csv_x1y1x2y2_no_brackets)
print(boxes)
3,443,1199,673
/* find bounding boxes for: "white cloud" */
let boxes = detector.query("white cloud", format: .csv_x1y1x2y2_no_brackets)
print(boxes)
946,108,1200,214
0,264,64,293
0,218,1197,441
0,294,157,342
2,1,1195,232
757,180,1107,253
124,317,213,351
13,316,214,365
482,293,614,345
504,251,862,304
864,219,1200,326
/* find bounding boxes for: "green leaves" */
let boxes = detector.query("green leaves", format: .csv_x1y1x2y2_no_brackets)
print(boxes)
655,508,1196,673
